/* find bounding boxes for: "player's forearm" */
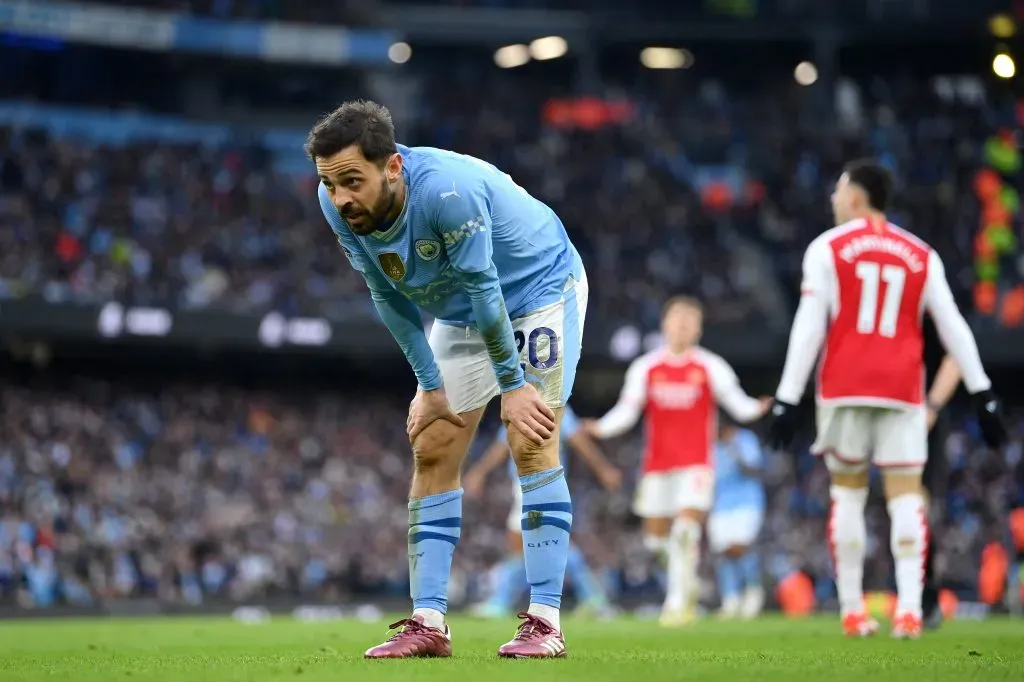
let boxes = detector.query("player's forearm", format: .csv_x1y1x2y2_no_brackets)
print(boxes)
719,388,764,423
370,289,443,391
927,355,962,409
931,311,991,394
775,295,827,404
467,441,510,479
457,268,525,392
595,402,642,438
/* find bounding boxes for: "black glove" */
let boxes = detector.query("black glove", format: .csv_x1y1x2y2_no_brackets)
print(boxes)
766,399,799,450
971,389,1007,449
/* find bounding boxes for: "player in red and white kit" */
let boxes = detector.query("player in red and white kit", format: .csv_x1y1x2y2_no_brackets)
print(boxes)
582,297,770,626
766,160,1006,639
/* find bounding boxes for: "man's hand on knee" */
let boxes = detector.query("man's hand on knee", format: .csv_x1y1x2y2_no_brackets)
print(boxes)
408,407,485,498
507,417,562,475
501,384,556,446
407,387,466,442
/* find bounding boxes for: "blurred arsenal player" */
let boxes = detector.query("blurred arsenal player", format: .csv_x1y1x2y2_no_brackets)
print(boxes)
582,297,770,626
767,160,1006,639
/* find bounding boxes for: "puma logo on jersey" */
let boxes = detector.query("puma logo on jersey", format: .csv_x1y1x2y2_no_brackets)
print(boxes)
440,183,460,200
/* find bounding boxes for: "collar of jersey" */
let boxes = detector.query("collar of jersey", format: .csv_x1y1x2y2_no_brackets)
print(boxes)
368,167,412,242
661,347,697,364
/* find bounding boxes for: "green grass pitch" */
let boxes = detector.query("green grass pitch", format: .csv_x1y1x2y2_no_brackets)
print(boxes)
2,614,1022,681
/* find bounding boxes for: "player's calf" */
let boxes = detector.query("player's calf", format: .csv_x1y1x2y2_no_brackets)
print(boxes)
663,509,704,626
395,407,484,642
504,416,571,649
410,414,478,496
828,478,869,621
884,471,928,627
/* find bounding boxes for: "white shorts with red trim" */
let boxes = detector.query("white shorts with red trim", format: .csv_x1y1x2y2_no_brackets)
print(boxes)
632,466,714,518
812,404,927,474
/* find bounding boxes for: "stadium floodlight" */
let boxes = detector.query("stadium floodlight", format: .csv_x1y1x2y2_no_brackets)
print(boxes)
529,36,568,61
993,53,1016,79
640,47,692,69
495,44,531,68
794,61,818,86
388,42,412,64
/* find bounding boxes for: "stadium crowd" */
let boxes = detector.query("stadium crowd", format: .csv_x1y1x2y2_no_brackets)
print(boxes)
0,66,1008,333
1,375,1021,610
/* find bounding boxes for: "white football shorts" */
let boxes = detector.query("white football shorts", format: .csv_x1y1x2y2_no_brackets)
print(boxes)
428,270,588,414
707,507,764,553
812,404,927,474
631,465,715,518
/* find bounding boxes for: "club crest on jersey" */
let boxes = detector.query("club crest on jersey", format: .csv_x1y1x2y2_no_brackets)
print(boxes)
378,252,406,281
686,368,705,385
415,239,441,262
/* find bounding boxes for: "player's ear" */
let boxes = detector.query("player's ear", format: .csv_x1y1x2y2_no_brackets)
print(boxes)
385,152,403,183
850,184,867,211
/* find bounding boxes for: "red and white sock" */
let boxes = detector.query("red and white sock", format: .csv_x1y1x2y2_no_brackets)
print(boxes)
664,517,701,611
829,486,868,617
887,493,928,617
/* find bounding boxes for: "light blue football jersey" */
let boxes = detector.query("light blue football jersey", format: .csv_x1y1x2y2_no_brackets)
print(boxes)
713,428,766,513
319,144,583,326
498,404,581,479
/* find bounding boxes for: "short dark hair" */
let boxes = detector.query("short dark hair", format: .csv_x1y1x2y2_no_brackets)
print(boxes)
662,295,703,319
304,100,397,163
844,158,894,212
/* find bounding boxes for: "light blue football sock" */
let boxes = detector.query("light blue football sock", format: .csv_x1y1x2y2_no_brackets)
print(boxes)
520,466,572,609
717,557,742,603
408,489,462,613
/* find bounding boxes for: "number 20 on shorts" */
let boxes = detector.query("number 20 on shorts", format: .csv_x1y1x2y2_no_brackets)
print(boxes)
514,327,560,372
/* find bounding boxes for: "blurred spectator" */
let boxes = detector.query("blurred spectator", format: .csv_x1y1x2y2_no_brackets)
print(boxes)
1,376,1020,608
0,67,1003,333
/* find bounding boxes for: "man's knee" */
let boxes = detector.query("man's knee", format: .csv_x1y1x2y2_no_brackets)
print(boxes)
678,507,707,525
882,470,923,501
831,470,869,490
723,545,748,559
411,418,468,475
508,406,563,475
644,516,672,539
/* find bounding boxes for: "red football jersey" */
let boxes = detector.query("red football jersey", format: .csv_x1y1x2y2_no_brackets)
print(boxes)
778,217,993,410
810,219,931,407
599,347,763,473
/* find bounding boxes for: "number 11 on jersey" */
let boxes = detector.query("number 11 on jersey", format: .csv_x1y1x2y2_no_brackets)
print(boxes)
855,261,906,338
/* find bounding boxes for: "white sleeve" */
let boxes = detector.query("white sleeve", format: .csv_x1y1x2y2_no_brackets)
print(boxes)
595,355,647,438
775,239,831,405
923,251,991,394
705,352,763,423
